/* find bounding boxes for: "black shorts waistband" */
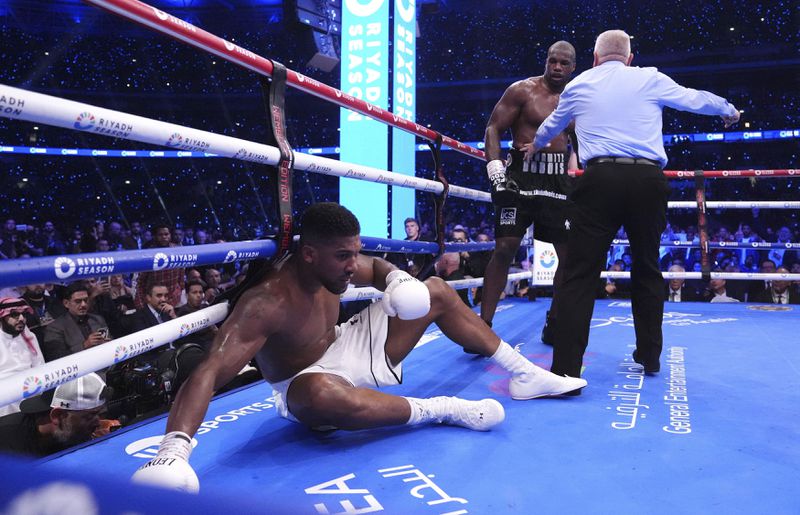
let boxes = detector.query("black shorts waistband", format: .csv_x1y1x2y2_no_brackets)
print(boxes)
586,156,661,168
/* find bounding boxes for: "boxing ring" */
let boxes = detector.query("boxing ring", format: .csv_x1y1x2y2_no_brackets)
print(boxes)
3,300,798,514
1,0,799,512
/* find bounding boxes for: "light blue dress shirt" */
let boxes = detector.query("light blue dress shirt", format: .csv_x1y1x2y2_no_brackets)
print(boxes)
534,61,737,167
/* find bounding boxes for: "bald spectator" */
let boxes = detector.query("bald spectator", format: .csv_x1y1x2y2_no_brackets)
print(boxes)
665,264,700,302
752,267,800,304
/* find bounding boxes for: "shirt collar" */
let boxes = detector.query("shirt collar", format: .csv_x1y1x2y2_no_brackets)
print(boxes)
147,305,161,320
598,60,626,68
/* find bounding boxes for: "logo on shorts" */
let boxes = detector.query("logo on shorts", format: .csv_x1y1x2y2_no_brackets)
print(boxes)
564,219,571,231
500,208,517,226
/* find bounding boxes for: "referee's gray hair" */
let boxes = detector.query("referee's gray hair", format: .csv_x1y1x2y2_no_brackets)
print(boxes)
594,30,631,61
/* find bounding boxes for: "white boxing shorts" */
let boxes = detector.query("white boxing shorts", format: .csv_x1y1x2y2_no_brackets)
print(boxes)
268,302,402,421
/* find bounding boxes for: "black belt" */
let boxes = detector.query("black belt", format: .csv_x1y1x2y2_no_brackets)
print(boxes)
586,156,661,168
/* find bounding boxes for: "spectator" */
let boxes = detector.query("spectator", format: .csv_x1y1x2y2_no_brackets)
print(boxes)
435,253,471,307
747,258,777,301
172,227,185,246
123,283,177,336
20,284,62,343
194,229,209,245
42,282,111,362
704,272,742,303
767,226,796,267
0,298,45,417
108,274,135,313
85,277,124,339
598,262,630,299
182,227,195,246
34,221,66,256
122,221,144,250
752,267,800,304
96,238,111,252
665,265,701,302
106,221,124,250
134,224,184,309
0,373,109,457
386,217,434,279
175,280,216,350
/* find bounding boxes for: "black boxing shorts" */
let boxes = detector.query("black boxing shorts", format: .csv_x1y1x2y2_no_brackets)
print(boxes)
493,148,575,244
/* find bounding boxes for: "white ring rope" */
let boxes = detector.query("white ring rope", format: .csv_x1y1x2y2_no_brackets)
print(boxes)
0,303,229,408
0,84,488,203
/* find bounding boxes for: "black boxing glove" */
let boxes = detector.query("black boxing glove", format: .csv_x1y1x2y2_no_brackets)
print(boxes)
486,160,519,207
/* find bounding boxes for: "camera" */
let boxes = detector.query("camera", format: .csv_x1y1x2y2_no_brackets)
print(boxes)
106,356,172,421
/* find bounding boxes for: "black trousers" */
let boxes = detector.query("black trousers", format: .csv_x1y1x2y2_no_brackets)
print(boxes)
550,161,670,377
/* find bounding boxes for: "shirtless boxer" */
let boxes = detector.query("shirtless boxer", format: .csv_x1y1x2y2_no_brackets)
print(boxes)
482,41,577,344
132,203,586,492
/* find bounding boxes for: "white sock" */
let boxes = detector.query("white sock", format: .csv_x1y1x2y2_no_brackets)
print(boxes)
491,341,538,376
404,396,447,425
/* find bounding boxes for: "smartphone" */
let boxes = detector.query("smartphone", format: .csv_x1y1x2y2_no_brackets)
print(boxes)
97,327,109,340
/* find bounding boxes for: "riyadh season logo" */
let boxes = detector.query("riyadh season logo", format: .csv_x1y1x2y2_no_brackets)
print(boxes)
126,435,198,459
113,345,129,364
153,253,169,271
54,257,77,279
179,323,191,337
539,249,557,269
166,133,183,147
74,112,96,130
22,376,43,398
223,250,238,263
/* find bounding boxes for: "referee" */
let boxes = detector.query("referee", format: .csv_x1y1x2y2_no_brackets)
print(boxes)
527,29,739,382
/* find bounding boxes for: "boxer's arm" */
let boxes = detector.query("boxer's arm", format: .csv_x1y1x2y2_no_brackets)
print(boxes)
485,82,524,161
166,289,275,437
352,253,397,290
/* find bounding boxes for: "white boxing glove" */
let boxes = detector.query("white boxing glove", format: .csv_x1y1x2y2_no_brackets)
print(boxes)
381,270,431,320
131,431,199,493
